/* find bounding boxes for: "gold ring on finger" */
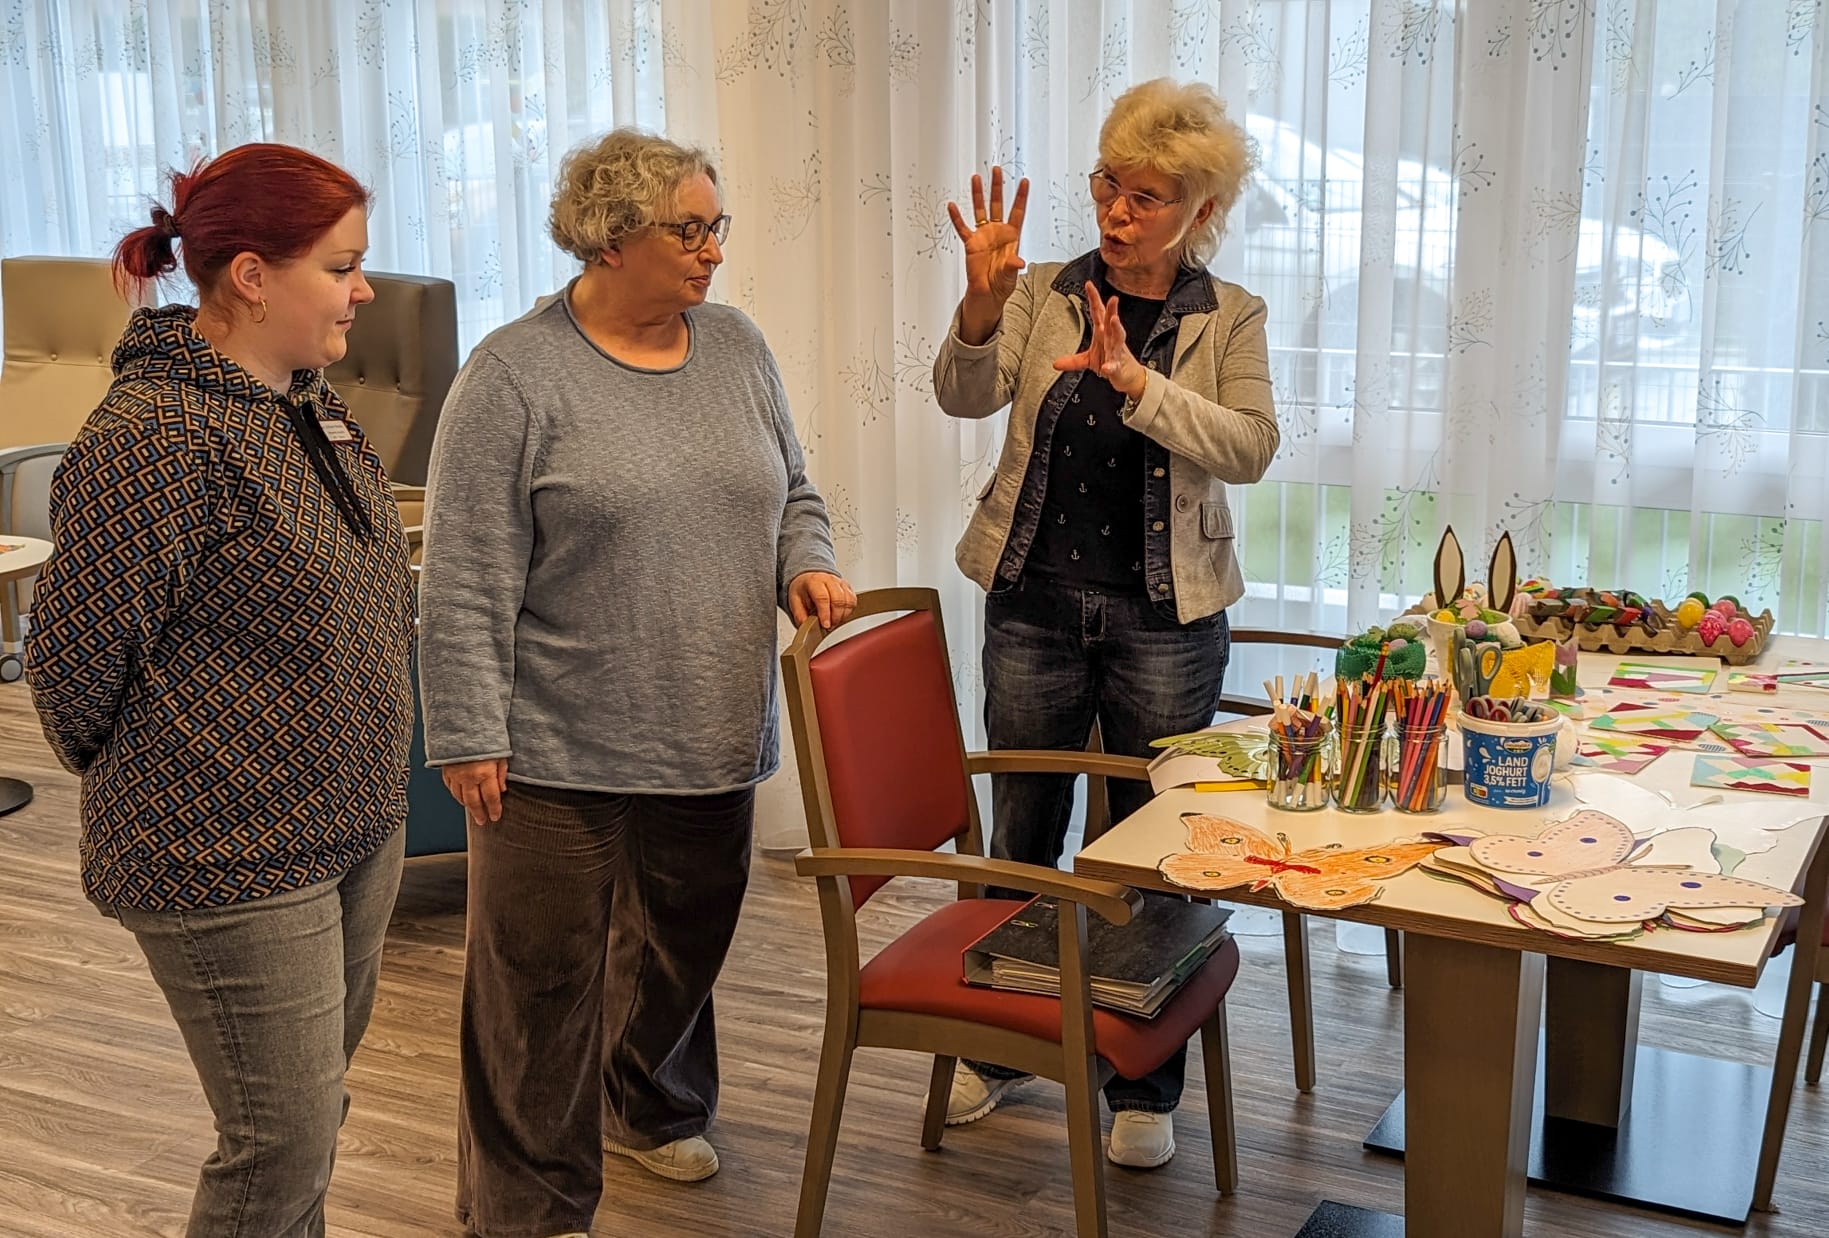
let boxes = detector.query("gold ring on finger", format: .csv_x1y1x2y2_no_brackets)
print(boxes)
975,216,988,226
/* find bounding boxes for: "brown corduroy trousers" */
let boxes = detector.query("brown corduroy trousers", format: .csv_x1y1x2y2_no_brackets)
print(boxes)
454,782,755,1238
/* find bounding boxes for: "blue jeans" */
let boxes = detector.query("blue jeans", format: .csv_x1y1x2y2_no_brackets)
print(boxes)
107,830,406,1238
971,580,1230,1113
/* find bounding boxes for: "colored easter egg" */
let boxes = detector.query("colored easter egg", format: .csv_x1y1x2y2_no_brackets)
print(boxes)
1465,619,1487,639
1710,599,1737,618
1697,613,1726,644
1686,591,1710,605
1674,597,1706,629
1727,617,1755,647
1720,594,1742,612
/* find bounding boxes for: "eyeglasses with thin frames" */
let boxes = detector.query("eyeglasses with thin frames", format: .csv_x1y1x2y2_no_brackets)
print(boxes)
654,213,732,252
1088,170,1182,218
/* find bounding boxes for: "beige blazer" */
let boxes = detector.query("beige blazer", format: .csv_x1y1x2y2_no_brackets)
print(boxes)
933,261,1279,623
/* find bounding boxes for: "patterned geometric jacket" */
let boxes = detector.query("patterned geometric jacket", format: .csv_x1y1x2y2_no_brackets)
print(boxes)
26,306,416,911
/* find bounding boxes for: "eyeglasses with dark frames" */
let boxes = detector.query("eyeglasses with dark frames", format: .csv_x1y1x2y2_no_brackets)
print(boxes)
652,213,732,252
1088,170,1182,217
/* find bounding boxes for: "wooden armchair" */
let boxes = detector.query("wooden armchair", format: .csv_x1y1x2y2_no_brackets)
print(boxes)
782,587,1243,1238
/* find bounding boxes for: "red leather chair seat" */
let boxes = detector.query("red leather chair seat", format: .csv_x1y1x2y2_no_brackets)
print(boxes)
857,897,1240,1081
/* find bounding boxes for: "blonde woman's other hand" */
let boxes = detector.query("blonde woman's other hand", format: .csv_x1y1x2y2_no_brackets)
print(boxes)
1053,281,1148,400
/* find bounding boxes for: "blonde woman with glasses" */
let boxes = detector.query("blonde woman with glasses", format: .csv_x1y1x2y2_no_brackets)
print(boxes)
417,127,853,1238
930,78,1279,1168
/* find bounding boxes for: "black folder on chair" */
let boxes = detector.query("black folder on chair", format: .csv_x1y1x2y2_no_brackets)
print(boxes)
962,895,1231,1018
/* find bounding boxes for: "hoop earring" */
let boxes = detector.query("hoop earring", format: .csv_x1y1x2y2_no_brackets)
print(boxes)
251,297,268,325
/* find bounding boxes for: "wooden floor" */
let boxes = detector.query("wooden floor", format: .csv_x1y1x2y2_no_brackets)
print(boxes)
4,683,1829,1237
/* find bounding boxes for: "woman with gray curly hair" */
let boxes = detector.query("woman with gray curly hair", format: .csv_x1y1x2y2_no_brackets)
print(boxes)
417,127,853,1238
930,79,1279,1167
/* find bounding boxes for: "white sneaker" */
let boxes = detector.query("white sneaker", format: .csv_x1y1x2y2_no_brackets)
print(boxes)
1107,1111,1175,1168
602,1134,720,1182
941,1062,1028,1126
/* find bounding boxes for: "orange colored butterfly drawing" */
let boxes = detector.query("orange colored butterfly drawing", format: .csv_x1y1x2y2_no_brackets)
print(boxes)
1158,813,1448,910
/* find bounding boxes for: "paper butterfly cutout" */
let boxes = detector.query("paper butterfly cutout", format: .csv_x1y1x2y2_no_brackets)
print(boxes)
1468,810,1641,878
1434,808,1802,935
1544,869,1803,925
1151,730,1270,779
1158,813,1445,910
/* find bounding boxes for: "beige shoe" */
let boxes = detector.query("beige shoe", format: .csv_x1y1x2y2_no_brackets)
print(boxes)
940,1062,1028,1126
603,1133,720,1182
1107,1111,1175,1168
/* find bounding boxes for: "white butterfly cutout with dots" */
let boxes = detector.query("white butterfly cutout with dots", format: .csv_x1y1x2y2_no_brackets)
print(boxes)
1467,809,1802,931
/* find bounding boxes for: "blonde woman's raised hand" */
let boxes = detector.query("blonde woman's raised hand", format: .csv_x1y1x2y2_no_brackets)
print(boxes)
948,166,1029,341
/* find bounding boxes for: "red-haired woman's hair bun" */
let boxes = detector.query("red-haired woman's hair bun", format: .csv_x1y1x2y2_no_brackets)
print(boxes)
111,144,370,304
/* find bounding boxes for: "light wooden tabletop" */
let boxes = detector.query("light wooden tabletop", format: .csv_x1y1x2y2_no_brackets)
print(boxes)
1076,635,1829,987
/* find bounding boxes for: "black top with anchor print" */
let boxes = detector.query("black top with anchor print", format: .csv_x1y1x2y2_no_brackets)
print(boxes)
1022,281,1165,594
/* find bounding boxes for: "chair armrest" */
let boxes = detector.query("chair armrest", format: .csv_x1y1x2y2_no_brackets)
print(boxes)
1229,628,1343,649
964,749,1151,781
1215,695,1274,718
0,442,71,471
793,847,1142,925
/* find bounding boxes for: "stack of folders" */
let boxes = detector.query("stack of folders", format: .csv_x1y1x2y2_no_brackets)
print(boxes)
961,894,1232,1018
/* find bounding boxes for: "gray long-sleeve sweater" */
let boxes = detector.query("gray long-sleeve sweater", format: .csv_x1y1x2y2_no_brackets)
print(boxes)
416,287,838,793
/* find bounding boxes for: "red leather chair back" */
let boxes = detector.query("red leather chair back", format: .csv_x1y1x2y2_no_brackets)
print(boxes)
807,610,974,907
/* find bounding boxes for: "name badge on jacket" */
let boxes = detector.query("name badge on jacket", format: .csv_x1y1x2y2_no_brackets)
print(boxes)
320,420,354,444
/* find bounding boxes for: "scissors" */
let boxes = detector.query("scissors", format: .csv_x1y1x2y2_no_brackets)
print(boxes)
1465,695,1552,724
1454,639,1503,701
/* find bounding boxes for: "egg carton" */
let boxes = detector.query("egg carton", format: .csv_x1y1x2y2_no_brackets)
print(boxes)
1509,603,1773,665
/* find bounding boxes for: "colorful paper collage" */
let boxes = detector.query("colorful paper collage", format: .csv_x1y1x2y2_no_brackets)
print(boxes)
1573,734,1671,775
1691,754,1813,798
1727,662,1829,694
1587,702,1719,742
1707,721,1829,759
1608,661,1718,694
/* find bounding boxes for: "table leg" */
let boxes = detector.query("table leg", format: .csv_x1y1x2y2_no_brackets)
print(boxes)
1543,959,1640,1126
1404,933,1544,1238
1283,911,1317,1093
1755,827,1829,1211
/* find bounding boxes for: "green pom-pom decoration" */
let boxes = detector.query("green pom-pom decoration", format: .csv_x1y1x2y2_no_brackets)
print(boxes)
1335,635,1428,682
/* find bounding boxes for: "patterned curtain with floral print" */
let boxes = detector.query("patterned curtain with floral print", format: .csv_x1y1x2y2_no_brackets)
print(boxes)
6,0,1829,846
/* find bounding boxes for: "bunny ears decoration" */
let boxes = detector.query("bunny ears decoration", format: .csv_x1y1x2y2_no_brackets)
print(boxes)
1430,525,1519,618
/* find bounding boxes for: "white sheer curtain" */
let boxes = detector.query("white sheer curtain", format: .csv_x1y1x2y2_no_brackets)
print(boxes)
7,0,1829,845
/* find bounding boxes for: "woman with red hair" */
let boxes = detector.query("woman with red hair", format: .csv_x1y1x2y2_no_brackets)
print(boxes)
26,143,415,1236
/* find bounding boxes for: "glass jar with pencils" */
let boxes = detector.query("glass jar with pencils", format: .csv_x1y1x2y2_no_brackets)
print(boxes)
1267,710,1331,812
1390,678,1451,814
1333,677,1393,813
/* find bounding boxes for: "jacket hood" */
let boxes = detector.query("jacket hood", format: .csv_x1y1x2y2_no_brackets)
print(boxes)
111,304,341,412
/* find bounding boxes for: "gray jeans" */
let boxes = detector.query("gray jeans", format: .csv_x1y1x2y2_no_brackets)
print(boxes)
455,782,754,1238
108,829,405,1238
